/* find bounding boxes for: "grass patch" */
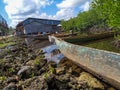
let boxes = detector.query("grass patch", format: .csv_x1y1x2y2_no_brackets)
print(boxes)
34,55,45,65
0,76,6,81
84,38,120,53
43,66,54,78
0,36,16,48
0,42,15,48
0,59,5,64
64,32,114,44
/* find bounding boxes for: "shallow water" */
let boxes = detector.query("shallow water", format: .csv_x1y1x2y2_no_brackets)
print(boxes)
24,37,64,63
42,44,64,63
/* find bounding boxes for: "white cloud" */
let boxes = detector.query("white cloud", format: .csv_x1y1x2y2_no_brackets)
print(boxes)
3,0,91,27
80,1,90,11
54,0,90,20
3,0,54,27
57,0,88,9
53,8,75,20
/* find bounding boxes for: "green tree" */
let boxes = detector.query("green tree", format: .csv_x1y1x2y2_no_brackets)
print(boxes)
91,0,120,29
8,27,15,34
61,0,118,34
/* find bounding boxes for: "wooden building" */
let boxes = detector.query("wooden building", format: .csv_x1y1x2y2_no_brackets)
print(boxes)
16,18,61,35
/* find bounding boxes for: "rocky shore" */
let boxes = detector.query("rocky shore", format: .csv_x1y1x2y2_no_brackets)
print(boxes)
0,37,116,90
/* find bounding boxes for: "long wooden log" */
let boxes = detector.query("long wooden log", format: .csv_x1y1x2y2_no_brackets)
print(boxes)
49,36,120,89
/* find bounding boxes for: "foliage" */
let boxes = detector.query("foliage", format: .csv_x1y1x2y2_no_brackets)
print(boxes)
114,35,120,40
0,37,16,48
34,55,45,65
61,18,76,32
91,0,120,29
61,0,120,36
0,23,8,35
77,33,88,37
6,49,11,53
0,59,5,64
0,76,6,81
61,8,108,34
49,66,54,74
8,27,15,35
0,42,15,48
7,68,14,74
0,24,15,35
43,66,54,78
29,72,34,78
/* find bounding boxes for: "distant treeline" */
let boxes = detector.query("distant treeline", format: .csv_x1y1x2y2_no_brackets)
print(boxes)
61,0,120,34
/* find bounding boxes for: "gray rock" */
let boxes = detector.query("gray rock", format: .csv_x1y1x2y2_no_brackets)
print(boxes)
17,66,32,79
27,76,48,90
3,82,17,90
6,76,18,84
17,66,31,76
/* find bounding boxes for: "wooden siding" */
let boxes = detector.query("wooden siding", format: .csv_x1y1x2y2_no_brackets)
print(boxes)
24,22,58,34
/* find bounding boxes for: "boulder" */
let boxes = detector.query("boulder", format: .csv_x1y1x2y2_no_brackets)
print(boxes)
78,72,104,89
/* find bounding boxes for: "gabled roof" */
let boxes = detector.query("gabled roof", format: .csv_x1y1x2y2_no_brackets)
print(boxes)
16,18,61,27
26,17,60,22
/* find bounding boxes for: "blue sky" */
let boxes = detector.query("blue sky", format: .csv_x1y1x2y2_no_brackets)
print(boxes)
0,0,91,27
0,0,11,24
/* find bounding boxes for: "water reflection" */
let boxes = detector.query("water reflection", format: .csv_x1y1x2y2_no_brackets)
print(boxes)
24,37,64,63
42,45,64,63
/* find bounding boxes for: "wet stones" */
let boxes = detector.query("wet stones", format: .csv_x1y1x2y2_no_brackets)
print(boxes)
19,76,48,90
3,82,17,90
0,37,117,90
17,66,32,79
27,77,48,90
3,76,19,90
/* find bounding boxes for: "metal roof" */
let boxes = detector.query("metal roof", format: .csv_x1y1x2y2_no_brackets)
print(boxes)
16,18,61,27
